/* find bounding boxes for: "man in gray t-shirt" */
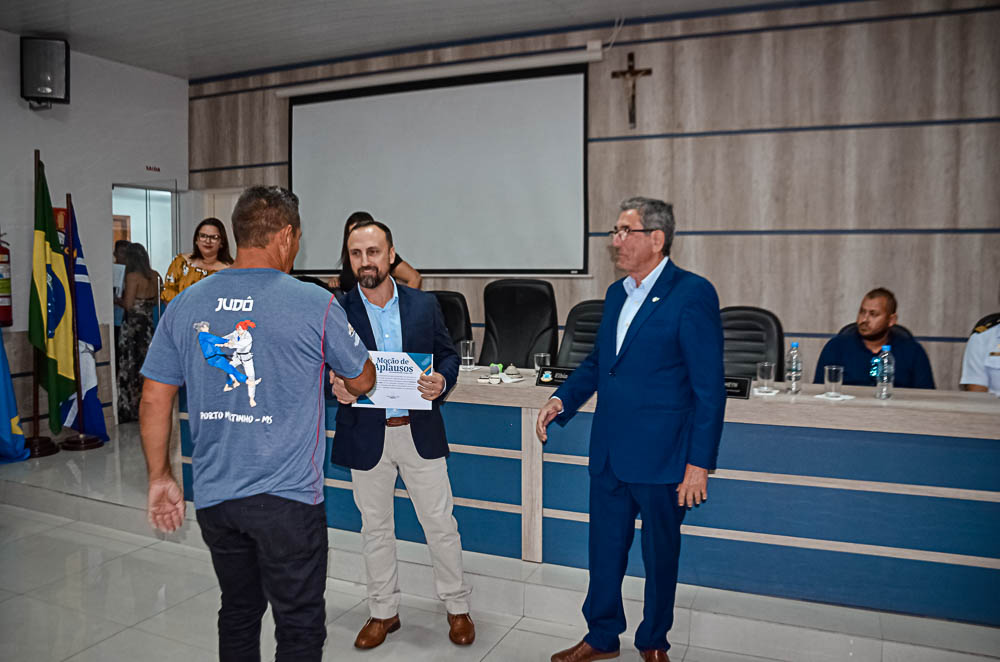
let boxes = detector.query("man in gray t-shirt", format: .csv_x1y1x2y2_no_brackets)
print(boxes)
139,186,374,662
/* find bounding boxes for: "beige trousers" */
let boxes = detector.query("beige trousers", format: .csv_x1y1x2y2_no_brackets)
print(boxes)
350,425,471,618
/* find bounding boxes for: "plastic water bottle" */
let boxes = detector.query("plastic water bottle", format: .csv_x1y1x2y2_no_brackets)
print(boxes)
785,341,802,394
875,345,895,399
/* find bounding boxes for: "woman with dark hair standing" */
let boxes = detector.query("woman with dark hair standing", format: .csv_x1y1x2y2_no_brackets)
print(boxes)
326,211,422,292
161,217,233,303
116,243,161,422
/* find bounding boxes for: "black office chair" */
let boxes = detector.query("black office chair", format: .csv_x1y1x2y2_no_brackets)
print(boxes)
430,290,472,354
971,312,1000,334
720,306,785,380
838,322,913,339
479,279,558,368
556,300,604,368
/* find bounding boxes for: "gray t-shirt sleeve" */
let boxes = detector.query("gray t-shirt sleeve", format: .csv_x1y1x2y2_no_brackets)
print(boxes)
323,297,369,379
141,316,185,386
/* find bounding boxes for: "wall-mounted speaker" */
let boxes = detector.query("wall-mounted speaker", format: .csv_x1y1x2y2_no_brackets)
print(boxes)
20,37,70,107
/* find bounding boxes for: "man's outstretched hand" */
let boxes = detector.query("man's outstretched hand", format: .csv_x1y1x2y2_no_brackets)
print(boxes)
148,477,185,533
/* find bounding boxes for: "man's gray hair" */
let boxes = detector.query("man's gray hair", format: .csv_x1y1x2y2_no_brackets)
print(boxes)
620,197,675,256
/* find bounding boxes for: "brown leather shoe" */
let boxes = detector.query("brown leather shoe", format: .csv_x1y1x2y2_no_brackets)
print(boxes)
353,615,400,649
447,612,476,645
550,639,620,661
639,650,670,662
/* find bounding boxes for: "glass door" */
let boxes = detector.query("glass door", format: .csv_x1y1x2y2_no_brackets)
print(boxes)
111,185,177,278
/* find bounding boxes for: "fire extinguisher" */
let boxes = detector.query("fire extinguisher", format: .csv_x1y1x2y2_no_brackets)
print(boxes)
0,229,12,327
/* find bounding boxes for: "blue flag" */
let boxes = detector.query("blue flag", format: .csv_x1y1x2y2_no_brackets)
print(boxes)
59,206,109,441
0,327,29,463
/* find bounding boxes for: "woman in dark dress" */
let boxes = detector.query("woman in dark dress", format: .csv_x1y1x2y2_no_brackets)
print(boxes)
116,243,160,423
326,211,422,291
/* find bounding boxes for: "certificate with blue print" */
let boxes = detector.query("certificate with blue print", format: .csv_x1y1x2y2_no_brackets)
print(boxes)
354,351,433,410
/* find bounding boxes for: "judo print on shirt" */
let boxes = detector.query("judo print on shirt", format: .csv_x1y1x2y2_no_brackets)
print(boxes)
194,319,262,408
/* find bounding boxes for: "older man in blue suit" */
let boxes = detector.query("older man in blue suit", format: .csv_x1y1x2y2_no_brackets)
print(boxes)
537,197,726,662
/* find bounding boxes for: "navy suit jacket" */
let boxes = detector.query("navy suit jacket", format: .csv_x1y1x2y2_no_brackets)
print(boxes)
330,284,459,471
553,261,727,484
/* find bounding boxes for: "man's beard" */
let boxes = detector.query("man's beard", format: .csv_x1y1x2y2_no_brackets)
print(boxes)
356,266,387,289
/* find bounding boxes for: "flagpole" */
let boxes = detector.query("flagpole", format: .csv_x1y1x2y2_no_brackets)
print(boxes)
61,194,101,451
25,149,58,458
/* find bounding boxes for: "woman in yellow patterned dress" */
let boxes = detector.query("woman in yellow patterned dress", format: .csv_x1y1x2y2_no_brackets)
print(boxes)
161,217,233,304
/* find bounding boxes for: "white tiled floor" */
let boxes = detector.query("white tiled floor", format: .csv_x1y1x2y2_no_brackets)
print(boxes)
2,426,999,661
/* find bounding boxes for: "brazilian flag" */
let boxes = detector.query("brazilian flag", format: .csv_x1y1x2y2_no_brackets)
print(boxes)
27,160,75,433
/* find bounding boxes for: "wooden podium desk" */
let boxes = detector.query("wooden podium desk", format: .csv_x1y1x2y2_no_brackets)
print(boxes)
180,371,1000,626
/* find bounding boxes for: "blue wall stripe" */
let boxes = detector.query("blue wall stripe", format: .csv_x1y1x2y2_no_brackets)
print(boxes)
190,161,288,173
323,433,520,504
326,402,522,451
324,484,521,558
544,463,590,514
546,462,1000,557
182,462,193,501
447,453,521,505
589,117,1000,143
542,517,1000,626
687,481,1000,559
441,402,521,450
544,412,595,456
718,423,1000,491
180,420,192,457
324,484,362,531
545,420,1000,492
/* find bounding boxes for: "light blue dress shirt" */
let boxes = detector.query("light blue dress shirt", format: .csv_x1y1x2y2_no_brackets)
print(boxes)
359,278,406,418
616,256,670,354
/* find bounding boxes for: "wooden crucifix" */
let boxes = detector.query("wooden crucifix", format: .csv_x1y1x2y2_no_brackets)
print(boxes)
611,52,652,129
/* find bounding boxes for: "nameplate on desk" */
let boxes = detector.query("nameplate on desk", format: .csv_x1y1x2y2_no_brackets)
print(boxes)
725,376,751,399
536,367,574,387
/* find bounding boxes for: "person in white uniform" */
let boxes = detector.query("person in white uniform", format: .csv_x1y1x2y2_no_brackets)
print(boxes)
960,316,1000,396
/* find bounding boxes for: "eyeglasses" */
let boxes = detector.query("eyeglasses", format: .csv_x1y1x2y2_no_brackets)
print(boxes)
197,233,222,243
608,226,656,240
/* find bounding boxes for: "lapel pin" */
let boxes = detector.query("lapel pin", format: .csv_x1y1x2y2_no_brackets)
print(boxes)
652,297,660,303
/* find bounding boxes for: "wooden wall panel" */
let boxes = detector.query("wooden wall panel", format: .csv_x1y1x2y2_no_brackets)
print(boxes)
661,123,1000,231
187,2,999,390
588,139,673,233
189,91,287,170
673,233,999,337
669,13,998,133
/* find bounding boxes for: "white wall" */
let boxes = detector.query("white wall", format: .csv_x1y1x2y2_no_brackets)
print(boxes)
0,28,188,331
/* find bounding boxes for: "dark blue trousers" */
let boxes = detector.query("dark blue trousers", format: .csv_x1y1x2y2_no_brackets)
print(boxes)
196,494,328,662
582,463,686,653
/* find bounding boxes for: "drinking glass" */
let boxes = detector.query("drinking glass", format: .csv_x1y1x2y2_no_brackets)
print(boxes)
824,364,844,398
460,340,476,371
533,352,551,374
754,361,777,395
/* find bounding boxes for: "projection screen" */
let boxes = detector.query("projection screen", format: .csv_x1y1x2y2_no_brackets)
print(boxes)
290,65,587,274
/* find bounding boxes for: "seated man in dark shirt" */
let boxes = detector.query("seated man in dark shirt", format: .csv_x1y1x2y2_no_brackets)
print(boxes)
814,287,935,389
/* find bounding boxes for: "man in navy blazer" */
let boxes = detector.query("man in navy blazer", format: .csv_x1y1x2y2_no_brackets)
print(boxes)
329,220,474,650
538,197,726,662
